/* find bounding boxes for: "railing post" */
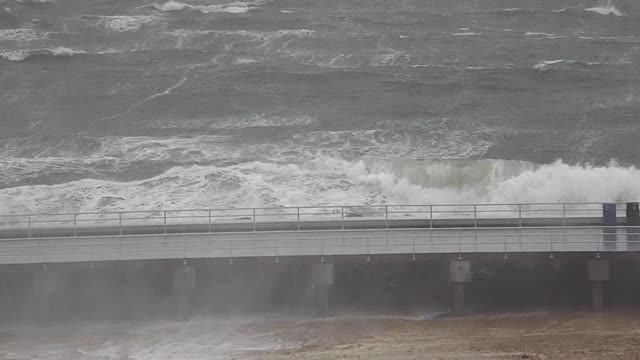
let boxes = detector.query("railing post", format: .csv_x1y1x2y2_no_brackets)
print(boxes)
73,213,77,237
118,212,123,236
518,204,522,227
252,208,256,232
297,207,300,231
430,205,433,228
473,205,477,228
341,206,344,230
27,215,31,238
385,205,389,229
164,211,167,234
562,203,567,226
208,210,212,233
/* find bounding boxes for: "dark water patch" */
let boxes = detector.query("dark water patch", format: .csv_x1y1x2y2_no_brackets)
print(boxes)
0,8,20,29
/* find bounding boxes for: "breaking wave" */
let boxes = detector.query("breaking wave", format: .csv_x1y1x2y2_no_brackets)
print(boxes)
531,59,627,71
2,158,639,215
151,0,258,14
475,4,625,17
0,47,86,61
0,28,50,41
586,0,622,16
85,15,158,32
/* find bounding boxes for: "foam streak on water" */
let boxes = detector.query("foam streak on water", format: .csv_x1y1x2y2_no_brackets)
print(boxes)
2,0,640,214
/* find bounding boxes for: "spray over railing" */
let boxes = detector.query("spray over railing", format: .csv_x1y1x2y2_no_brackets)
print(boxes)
0,202,634,239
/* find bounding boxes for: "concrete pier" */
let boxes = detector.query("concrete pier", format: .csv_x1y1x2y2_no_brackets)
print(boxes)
449,260,471,315
32,269,58,322
172,265,196,320
449,260,472,315
588,259,610,312
311,263,334,316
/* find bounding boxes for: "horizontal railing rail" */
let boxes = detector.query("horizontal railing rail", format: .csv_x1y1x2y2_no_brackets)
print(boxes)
0,202,636,239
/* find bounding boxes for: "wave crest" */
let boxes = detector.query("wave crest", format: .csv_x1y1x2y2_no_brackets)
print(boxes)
586,0,622,16
152,0,257,14
0,28,49,41
2,158,639,214
95,16,157,32
0,47,86,61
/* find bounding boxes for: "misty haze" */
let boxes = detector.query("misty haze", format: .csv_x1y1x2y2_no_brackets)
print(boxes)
2,0,640,359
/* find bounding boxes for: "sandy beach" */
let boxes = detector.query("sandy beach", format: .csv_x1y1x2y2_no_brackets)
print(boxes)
240,312,640,360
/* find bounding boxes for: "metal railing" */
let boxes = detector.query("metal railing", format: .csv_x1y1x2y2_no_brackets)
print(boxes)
0,202,633,239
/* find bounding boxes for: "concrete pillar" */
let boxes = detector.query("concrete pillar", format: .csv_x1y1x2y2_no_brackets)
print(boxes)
587,259,609,312
123,267,152,320
311,263,334,317
32,270,58,322
173,265,196,320
449,260,471,315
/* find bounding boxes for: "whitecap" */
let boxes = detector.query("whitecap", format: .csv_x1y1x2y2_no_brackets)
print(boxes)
586,0,622,16
370,52,412,66
152,0,257,14
233,57,259,64
95,16,157,32
533,59,565,71
0,47,86,61
3,158,640,216
48,46,85,56
0,50,29,61
525,32,564,39
0,28,49,41
451,32,482,36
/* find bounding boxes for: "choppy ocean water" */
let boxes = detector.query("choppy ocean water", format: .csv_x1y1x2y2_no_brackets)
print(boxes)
2,0,640,214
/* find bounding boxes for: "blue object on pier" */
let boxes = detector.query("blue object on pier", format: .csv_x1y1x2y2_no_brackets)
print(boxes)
602,203,617,226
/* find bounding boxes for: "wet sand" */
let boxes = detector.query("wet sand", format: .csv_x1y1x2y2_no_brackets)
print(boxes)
1,312,639,359
239,312,640,360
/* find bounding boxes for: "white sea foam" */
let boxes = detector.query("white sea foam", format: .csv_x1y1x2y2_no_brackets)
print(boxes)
0,47,86,61
533,59,565,71
150,114,315,130
48,46,85,56
152,0,257,14
3,157,639,216
166,28,315,49
0,28,49,41
370,52,412,66
532,59,616,71
525,32,564,39
586,0,622,16
95,15,157,32
451,32,482,36
0,49,30,61
233,56,259,64
0,318,300,360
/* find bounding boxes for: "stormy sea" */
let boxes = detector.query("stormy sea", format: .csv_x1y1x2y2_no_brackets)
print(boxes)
2,0,640,214
3,1,640,359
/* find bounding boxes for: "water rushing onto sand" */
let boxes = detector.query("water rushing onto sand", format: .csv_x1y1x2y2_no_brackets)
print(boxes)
1,312,639,359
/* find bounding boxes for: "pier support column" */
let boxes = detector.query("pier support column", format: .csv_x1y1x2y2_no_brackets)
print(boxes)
311,263,334,317
449,260,471,315
123,265,152,320
588,259,609,312
172,265,196,320
32,269,58,322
